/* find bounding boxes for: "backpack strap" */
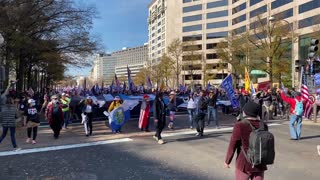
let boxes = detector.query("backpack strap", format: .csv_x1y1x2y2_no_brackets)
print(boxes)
242,118,256,130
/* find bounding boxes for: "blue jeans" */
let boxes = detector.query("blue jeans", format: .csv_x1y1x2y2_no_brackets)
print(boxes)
207,106,218,127
289,114,302,139
187,109,196,127
63,111,70,127
0,127,17,148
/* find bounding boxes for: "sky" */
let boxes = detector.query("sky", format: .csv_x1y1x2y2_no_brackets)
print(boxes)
68,0,150,76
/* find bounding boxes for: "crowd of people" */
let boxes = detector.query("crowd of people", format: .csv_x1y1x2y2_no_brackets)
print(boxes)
0,80,317,179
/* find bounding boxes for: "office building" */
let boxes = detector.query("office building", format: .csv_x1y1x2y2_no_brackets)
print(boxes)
113,44,148,78
229,0,320,87
182,0,230,86
91,53,117,84
148,0,182,64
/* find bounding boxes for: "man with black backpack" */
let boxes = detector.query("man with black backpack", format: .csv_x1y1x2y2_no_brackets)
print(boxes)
225,101,275,180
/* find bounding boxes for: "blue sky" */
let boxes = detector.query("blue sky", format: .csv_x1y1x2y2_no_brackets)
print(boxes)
68,0,150,76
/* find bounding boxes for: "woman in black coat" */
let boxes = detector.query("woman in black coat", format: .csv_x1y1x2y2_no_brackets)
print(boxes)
153,92,166,144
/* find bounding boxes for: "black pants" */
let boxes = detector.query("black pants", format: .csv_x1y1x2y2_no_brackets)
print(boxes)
195,112,205,135
27,126,38,140
155,118,166,140
87,113,93,135
51,119,62,138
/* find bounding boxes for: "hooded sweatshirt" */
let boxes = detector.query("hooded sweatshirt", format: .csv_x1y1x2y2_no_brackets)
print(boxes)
280,92,303,114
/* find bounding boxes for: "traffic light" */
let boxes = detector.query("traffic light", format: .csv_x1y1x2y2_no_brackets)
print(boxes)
308,38,319,58
295,60,306,72
314,60,320,74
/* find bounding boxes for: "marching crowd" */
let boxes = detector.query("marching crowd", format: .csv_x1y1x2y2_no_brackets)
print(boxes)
0,80,318,179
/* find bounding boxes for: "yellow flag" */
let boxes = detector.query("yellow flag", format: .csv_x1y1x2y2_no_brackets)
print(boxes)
245,68,250,92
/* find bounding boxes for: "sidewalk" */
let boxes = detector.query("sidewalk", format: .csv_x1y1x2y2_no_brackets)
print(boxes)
0,113,238,152
302,119,320,126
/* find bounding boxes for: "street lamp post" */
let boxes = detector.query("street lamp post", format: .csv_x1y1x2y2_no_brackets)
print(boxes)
269,16,295,88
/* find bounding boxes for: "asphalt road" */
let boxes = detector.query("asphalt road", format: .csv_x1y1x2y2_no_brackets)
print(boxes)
0,121,319,180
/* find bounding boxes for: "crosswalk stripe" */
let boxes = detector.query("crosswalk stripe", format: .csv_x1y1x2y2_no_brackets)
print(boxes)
0,138,133,157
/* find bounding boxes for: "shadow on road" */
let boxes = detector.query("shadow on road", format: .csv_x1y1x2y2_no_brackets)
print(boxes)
300,135,320,140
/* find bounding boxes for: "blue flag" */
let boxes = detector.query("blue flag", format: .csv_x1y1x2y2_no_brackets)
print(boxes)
221,74,239,109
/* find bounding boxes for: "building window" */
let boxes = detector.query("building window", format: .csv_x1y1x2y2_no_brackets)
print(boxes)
232,2,246,14
158,29,161,33
250,0,262,6
158,36,161,40
271,0,293,10
183,4,202,13
206,53,218,59
158,21,161,26
233,25,246,35
299,0,320,14
250,18,267,29
183,44,202,51
298,14,320,29
183,34,202,42
250,5,267,18
183,55,202,61
207,0,228,9
232,14,246,25
273,8,293,20
207,21,228,29
207,31,228,39
232,0,240,3
183,24,202,32
183,0,200,3
206,43,217,49
207,10,228,19
183,14,202,23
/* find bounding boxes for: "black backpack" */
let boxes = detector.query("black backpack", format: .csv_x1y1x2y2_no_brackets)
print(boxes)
242,119,275,167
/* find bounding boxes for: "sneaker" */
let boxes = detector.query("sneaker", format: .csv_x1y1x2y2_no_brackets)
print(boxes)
215,126,220,129
32,140,36,144
13,147,21,151
190,126,193,129
195,133,201,137
26,138,31,143
158,139,165,144
153,135,158,141
317,145,320,156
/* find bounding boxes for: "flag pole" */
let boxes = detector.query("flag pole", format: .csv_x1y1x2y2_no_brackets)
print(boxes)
299,66,304,92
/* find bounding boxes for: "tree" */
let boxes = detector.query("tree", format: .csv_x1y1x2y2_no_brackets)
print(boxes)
167,38,183,89
159,53,174,87
182,39,202,90
0,0,99,92
217,15,296,86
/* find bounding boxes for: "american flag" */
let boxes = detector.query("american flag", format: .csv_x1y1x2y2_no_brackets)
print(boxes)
301,68,313,119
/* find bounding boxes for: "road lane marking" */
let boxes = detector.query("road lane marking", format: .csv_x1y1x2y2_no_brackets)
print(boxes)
161,123,282,138
0,138,133,157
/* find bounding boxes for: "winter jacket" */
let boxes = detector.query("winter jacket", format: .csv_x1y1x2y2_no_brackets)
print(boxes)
0,104,17,127
280,92,303,115
207,89,219,108
108,101,122,112
187,98,197,109
45,102,64,126
153,98,166,122
225,118,268,173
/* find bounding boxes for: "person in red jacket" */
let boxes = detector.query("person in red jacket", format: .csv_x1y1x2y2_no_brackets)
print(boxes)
278,89,303,140
45,95,64,139
225,101,268,180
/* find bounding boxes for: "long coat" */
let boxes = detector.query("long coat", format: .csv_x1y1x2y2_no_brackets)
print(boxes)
153,98,166,122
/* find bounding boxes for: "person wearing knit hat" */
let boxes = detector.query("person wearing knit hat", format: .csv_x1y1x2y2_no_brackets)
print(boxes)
225,101,268,179
243,101,261,118
138,94,151,132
